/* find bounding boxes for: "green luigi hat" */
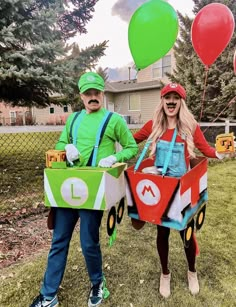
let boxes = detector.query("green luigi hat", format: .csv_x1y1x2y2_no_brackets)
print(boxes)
78,72,105,93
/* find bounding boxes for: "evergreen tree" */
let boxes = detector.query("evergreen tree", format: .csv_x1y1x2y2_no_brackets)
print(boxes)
168,0,236,120
0,0,107,107
97,66,109,82
56,42,108,111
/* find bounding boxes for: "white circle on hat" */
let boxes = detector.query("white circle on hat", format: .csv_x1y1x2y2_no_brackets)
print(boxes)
170,83,178,88
87,76,95,81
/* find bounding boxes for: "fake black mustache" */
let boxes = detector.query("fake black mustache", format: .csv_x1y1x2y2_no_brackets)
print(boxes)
88,99,99,104
166,102,177,107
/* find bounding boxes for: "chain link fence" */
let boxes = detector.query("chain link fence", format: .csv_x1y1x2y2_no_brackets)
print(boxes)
0,125,235,215
0,131,61,214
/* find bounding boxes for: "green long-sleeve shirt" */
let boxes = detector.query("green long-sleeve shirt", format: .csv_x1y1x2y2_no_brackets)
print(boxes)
55,108,138,166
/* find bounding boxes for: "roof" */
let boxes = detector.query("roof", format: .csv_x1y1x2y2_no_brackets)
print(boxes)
105,79,162,93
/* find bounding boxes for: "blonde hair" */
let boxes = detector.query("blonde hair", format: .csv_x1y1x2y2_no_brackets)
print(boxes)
149,98,197,159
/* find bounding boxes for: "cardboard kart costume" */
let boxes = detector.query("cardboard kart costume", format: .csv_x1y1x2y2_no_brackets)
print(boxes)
45,107,138,239
126,125,235,247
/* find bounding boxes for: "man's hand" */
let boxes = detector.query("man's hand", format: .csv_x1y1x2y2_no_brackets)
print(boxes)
65,144,80,165
98,155,117,167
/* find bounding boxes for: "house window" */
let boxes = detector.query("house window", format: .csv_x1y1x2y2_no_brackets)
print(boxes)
10,111,16,124
129,93,140,111
63,105,68,113
49,107,54,114
152,55,171,78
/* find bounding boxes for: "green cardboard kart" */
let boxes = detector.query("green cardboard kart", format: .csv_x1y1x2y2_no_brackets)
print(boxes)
44,163,127,237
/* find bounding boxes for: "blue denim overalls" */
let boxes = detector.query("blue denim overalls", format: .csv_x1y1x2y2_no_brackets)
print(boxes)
155,129,187,177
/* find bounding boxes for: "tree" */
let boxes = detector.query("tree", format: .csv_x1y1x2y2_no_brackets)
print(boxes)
51,42,108,111
0,0,107,107
97,66,109,82
167,0,236,120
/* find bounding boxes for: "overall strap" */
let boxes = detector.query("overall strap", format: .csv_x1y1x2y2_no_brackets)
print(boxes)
134,140,152,172
162,128,178,176
69,110,84,145
88,111,113,167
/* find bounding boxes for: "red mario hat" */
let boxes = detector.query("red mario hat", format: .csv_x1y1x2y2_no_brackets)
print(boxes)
161,83,186,100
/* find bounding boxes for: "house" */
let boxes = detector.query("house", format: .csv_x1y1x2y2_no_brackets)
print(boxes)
31,104,72,125
0,102,72,126
0,102,32,126
104,50,175,124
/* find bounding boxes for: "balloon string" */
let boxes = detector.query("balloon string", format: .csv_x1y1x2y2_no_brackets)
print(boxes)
203,95,236,134
199,66,209,121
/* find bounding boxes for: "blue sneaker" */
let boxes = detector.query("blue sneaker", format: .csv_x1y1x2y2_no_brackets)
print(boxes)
88,281,103,307
30,294,58,307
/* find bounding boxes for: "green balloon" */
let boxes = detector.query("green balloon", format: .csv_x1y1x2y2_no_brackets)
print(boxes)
128,0,179,70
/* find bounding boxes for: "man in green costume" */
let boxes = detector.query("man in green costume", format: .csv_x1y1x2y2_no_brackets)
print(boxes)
30,72,138,307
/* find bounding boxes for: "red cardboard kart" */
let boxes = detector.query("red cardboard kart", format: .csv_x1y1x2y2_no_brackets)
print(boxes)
125,157,208,245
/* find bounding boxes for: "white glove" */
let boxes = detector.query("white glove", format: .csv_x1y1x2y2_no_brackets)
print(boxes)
215,151,231,160
98,155,117,167
65,144,80,165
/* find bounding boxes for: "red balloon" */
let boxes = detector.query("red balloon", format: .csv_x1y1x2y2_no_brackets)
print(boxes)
191,3,235,66
234,50,236,75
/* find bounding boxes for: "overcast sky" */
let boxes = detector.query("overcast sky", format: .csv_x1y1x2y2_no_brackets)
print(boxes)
74,0,195,80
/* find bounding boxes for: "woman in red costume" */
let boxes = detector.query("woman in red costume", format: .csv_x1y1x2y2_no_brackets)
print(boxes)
133,83,225,298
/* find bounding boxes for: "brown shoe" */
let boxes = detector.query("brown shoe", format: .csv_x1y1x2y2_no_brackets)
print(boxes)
188,270,199,295
159,273,171,298
131,218,146,230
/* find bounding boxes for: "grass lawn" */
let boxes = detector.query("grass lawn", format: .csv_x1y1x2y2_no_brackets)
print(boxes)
0,159,235,306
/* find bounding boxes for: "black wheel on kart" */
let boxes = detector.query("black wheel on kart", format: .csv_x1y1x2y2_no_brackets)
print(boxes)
117,197,125,224
184,218,194,248
107,206,116,236
196,204,206,230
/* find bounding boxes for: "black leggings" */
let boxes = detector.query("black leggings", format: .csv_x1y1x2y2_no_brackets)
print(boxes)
156,225,196,274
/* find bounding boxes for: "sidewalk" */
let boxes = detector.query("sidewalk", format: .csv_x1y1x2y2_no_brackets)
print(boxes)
0,124,141,134
0,125,64,133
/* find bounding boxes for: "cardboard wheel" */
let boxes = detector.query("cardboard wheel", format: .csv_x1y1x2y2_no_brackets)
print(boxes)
184,219,194,248
196,204,206,230
107,206,116,236
117,198,125,224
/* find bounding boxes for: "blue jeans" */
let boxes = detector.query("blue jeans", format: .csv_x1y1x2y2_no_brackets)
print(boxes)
41,208,104,298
